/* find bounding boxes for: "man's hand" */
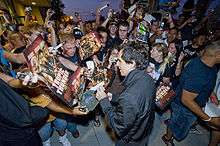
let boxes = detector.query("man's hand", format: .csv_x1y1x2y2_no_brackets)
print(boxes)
46,9,55,18
107,9,113,18
122,39,128,44
16,72,38,85
188,17,193,23
207,117,220,130
72,106,89,116
46,21,55,29
96,86,107,101
178,51,185,63
48,43,63,55
92,55,101,66
107,92,113,101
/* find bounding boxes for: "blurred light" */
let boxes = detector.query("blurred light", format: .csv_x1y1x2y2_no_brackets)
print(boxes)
70,16,73,19
32,2,36,5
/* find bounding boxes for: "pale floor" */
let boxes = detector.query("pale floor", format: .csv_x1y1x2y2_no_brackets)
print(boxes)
51,112,214,146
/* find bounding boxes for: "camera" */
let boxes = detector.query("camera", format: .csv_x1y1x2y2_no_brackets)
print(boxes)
209,9,214,13
160,22,165,30
191,18,197,23
74,12,79,17
25,7,32,12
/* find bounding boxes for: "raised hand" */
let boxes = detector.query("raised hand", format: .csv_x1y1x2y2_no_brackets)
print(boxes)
107,9,113,18
46,9,55,18
46,21,55,29
48,43,63,55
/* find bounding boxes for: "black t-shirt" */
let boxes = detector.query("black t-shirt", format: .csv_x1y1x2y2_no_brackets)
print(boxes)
96,46,109,62
183,44,197,62
0,79,48,141
107,36,123,49
180,25,194,41
174,57,217,108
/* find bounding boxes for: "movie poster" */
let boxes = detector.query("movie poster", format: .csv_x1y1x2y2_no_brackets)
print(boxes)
79,32,101,60
23,35,81,107
23,34,108,111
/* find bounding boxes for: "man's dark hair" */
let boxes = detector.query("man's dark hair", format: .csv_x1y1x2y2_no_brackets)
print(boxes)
118,20,129,28
96,26,108,34
120,42,149,69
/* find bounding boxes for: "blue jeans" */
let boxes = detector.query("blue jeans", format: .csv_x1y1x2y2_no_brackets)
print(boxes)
65,115,78,134
168,102,197,141
38,118,67,142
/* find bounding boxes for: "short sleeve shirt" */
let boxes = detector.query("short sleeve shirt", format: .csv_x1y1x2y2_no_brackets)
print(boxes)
174,57,217,107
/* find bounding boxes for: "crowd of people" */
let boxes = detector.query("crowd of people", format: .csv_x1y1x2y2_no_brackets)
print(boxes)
0,0,220,146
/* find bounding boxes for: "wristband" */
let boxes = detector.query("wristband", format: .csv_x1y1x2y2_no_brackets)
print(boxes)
203,116,212,122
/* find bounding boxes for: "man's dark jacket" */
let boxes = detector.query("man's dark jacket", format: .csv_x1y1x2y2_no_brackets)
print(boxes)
100,69,156,143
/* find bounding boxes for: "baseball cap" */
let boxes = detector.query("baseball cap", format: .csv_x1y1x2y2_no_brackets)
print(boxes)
73,27,83,39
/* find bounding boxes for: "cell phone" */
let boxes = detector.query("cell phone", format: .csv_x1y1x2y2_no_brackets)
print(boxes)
25,7,32,12
209,9,214,13
49,10,54,15
191,18,197,23
75,12,79,17
160,22,165,29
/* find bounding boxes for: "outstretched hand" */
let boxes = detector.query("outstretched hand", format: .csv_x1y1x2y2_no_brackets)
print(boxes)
16,72,38,86
96,86,107,101
72,106,89,116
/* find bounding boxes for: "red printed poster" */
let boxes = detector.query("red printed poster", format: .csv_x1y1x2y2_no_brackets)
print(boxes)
79,32,101,60
23,35,83,107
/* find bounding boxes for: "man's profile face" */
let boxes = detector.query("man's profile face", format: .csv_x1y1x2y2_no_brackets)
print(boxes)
116,49,135,76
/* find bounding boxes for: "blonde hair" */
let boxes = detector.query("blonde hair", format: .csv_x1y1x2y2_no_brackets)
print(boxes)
59,33,75,43
20,22,45,36
159,52,175,74
7,31,19,41
152,43,168,57
151,43,172,75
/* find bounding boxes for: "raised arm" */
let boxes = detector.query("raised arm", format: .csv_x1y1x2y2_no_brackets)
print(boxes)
46,21,57,47
101,9,113,27
0,72,22,88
